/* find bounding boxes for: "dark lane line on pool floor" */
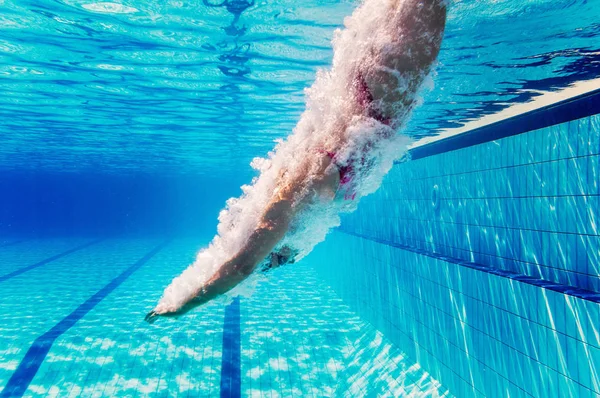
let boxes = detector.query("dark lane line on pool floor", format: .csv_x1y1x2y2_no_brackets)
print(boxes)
0,239,105,283
220,297,241,398
0,240,171,398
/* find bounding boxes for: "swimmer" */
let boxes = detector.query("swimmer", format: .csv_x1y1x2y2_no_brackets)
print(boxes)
145,0,446,322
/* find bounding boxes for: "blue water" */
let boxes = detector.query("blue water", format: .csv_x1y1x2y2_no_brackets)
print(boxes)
1,0,599,176
0,239,447,396
1,0,599,396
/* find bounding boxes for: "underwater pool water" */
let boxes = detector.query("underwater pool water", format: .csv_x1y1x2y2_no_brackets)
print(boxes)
1,0,600,397
0,239,449,397
0,0,599,175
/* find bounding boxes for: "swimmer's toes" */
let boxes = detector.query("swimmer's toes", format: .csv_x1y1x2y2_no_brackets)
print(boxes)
145,310,159,324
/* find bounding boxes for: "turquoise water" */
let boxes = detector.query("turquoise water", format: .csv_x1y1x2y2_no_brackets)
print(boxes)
0,0,599,174
0,239,448,396
1,0,600,396
312,114,600,397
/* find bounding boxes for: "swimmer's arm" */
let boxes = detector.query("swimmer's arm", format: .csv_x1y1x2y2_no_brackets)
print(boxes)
148,157,337,319
145,198,296,321
197,196,296,299
200,154,338,296
196,163,337,301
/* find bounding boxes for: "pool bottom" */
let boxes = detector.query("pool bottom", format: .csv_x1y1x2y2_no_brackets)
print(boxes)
0,238,450,397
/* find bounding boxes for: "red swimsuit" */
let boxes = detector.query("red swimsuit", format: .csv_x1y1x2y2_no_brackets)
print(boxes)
319,73,391,201
355,73,392,126
320,149,356,201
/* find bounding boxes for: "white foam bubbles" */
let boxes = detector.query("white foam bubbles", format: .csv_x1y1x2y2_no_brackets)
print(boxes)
82,2,139,14
154,0,441,313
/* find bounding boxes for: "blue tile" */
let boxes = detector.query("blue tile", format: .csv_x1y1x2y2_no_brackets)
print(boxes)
0,241,169,397
576,341,593,391
590,115,600,154
576,117,590,155
590,345,600,393
586,156,598,196
549,125,561,161
0,239,103,283
585,236,600,279
557,159,569,196
578,385,598,398
325,112,600,398
565,335,580,381
558,124,571,160
557,373,579,398
567,120,580,159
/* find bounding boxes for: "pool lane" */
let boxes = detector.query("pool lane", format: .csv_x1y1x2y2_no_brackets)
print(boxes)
0,239,104,283
0,239,90,275
21,238,226,397
239,264,451,397
0,240,169,398
220,297,241,398
1,238,450,397
0,239,159,394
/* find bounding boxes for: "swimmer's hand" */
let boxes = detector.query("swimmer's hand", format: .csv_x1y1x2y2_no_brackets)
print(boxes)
147,254,269,325
144,310,159,324
144,306,187,324
144,283,220,324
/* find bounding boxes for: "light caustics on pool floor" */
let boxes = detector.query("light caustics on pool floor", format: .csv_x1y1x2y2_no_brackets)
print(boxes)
0,239,450,397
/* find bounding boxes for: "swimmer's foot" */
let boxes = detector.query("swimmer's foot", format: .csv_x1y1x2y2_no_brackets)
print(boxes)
144,310,160,324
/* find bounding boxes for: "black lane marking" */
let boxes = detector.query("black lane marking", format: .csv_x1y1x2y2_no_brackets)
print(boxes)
0,239,104,283
0,240,170,397
220,297,241,398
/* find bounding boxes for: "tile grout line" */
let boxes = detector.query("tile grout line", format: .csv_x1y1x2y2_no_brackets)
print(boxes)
337,228,600,304
220,297,241,398
328,233,597,396
0,239,105,283
0,239,170,398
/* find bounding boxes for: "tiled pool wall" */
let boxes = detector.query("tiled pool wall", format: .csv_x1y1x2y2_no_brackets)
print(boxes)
349,113,600,292
309,109,600,396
